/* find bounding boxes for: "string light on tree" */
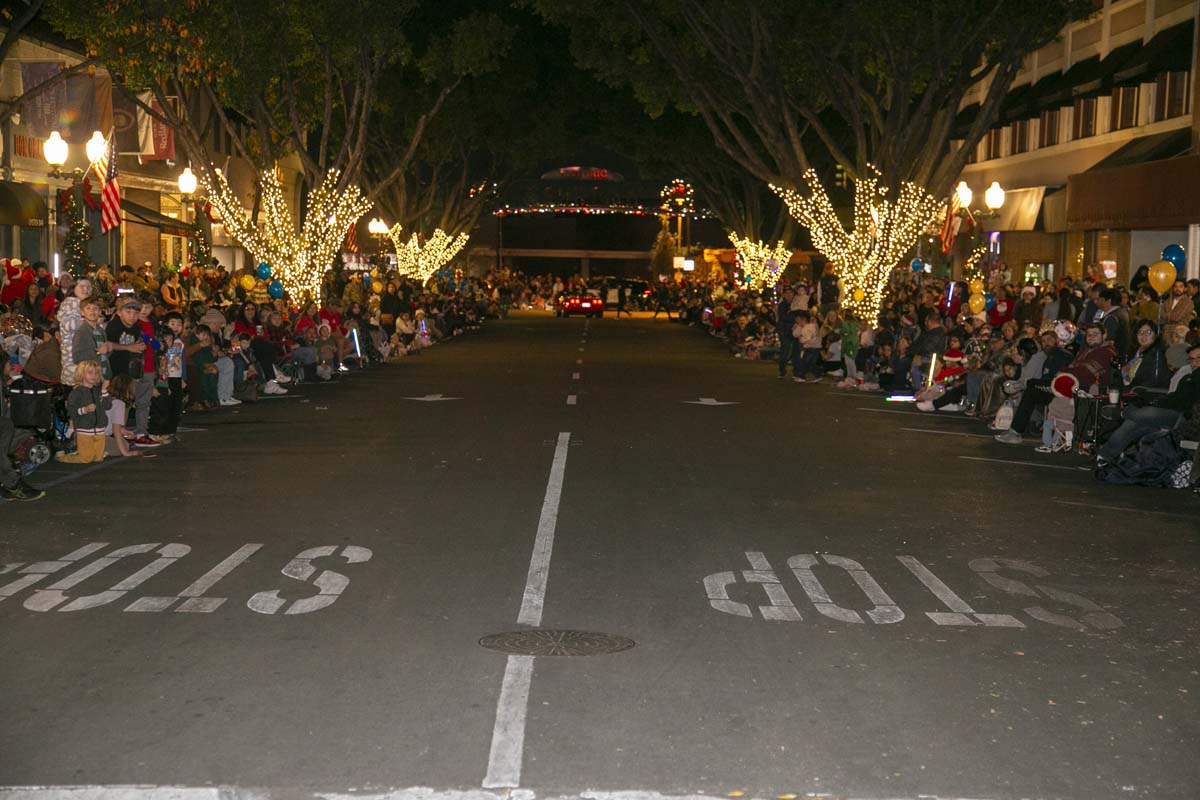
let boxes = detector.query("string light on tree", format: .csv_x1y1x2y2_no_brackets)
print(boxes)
202,167,372,300
728,233,790,290
962,244,988,282
659,179,694,216
384,224,469,284
772,167,941,321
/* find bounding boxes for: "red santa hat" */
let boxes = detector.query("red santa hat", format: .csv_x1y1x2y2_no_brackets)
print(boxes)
942,348,966,364
1051,372,1079,399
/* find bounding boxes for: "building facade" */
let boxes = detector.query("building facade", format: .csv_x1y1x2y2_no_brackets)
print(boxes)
953,0,1199,286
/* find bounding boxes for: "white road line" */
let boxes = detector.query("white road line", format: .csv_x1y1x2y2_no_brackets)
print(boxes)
572,372,580,380
481,654,535,788
566,395,577,405
0,787,1003,800
483,431,572,788
575,359,582,365
958,455,1079,471
856,407,974,420
518,431,571,626
1054,499,1195,518
899,427,993,439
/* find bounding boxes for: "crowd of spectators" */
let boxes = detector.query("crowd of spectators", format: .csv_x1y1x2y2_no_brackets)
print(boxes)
0,257,524,501
648,263,1200,489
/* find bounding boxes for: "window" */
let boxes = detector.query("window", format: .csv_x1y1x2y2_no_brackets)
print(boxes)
1110,86,1139,131
1072,97,1097,139
1039,109,1059,147
1011,120,1029,154
1154,71,1191,121
985,128,1004,160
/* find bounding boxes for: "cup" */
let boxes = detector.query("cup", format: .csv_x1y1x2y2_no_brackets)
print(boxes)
1107,388,1120,405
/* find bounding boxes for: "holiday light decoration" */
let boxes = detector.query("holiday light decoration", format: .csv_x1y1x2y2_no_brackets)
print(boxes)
728,233,790,290
962,244,988,281
772,167,941,320
202,167,372,299
659,179,695,216
385,223,469,284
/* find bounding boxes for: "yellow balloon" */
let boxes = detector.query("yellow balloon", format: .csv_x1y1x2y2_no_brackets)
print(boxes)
968,293,986,314
240,273,256,291
852,287,865,302
370,268,380,278
1148,260,1177,294
969,279,984,294
372,281,383,294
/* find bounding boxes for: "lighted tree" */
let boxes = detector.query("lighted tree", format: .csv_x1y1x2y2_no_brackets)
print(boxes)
773,169,941,319
385,224,469,284
204,168,372,299
728,233,790,291
60,189,92,277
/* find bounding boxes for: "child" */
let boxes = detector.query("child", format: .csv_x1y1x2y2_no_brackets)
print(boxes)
1037,373,1078,453
104,374,142,458
56,359,107,463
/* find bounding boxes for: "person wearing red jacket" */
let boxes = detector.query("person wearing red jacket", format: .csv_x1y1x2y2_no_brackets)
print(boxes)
986,286,1014,327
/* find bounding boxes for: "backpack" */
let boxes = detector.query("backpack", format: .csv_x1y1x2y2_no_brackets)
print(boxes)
1097,430,1187,487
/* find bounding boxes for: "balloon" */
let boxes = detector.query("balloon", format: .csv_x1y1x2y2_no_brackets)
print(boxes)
240,273,256,291
370,268,380,278
371,280,383,295
256,262,272,280
910,258,924,272
1148,260,1177,294
969,279,984,294
984,293,996,310
968,293,986,314
268,280,284,299
1161,244,1186,271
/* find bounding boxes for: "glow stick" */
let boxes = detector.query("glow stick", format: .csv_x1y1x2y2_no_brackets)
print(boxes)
926,353,937,388
886,395,916,402
351,326,362,359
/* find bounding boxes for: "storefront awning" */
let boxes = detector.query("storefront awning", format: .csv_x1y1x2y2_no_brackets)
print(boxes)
1089,128,1192,172
1114,19,1194,86
1032,55,1103,111
0,181,48,227
990,186,1046,232
1067,154,1200,230
122,199,197,237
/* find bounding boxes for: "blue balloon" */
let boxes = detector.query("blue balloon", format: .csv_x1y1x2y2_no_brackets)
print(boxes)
984,293,996,310
910,258,924,272
268,280,284,299
256,262,272,280
1161,244,1186,271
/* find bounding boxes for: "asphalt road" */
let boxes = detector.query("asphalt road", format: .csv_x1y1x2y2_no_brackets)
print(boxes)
2,311,1198,800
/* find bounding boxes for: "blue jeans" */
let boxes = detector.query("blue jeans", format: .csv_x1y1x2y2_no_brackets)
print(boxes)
778,336,801,376
1099,405,1181,461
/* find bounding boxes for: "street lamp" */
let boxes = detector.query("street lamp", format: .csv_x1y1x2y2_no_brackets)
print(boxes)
177,167,198,197
984,181,1006,211
43,131,68,177
367,218,388,264
955,180,973,209
84,130,106,166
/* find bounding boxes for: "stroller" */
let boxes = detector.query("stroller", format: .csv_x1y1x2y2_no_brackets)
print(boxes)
4,376,71,474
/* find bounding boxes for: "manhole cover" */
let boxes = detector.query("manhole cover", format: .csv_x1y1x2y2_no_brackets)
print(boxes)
479,628,635,656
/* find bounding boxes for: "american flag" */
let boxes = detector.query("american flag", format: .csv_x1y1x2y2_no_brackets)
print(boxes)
91,133,122,234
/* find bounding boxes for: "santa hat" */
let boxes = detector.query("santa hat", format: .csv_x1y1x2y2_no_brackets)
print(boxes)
1020,286,1036,298
1051,372,1079,399
942,348,966,364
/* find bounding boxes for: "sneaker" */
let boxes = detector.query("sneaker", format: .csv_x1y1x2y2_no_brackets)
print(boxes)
337,364,350,373
219,397,242,406
916,400,935,412
994,429,1023,444
149,434,174,443
133,436,163,447
942,403,965,412
1034,444,1055,453
273,373,292,385
263,381,288,395
829,370,845,378
793,376,806,383
3,481,44,501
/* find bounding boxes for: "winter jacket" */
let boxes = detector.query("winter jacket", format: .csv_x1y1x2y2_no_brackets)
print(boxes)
66,384,107,432
1065,343,1118,391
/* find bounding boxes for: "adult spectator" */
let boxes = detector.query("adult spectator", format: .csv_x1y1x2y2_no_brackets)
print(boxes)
909,314,947,388
0,360,44,500
1129,286,1160,326
1164,279,1197,326
1123,320,1170,393
1097,288,1131,360
993,328,1076,443
775,286,802,381
987,286,1014,327
161,271,184,311
1098,344,1200,464
1165,324,1191,371
1129,264,1150,294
